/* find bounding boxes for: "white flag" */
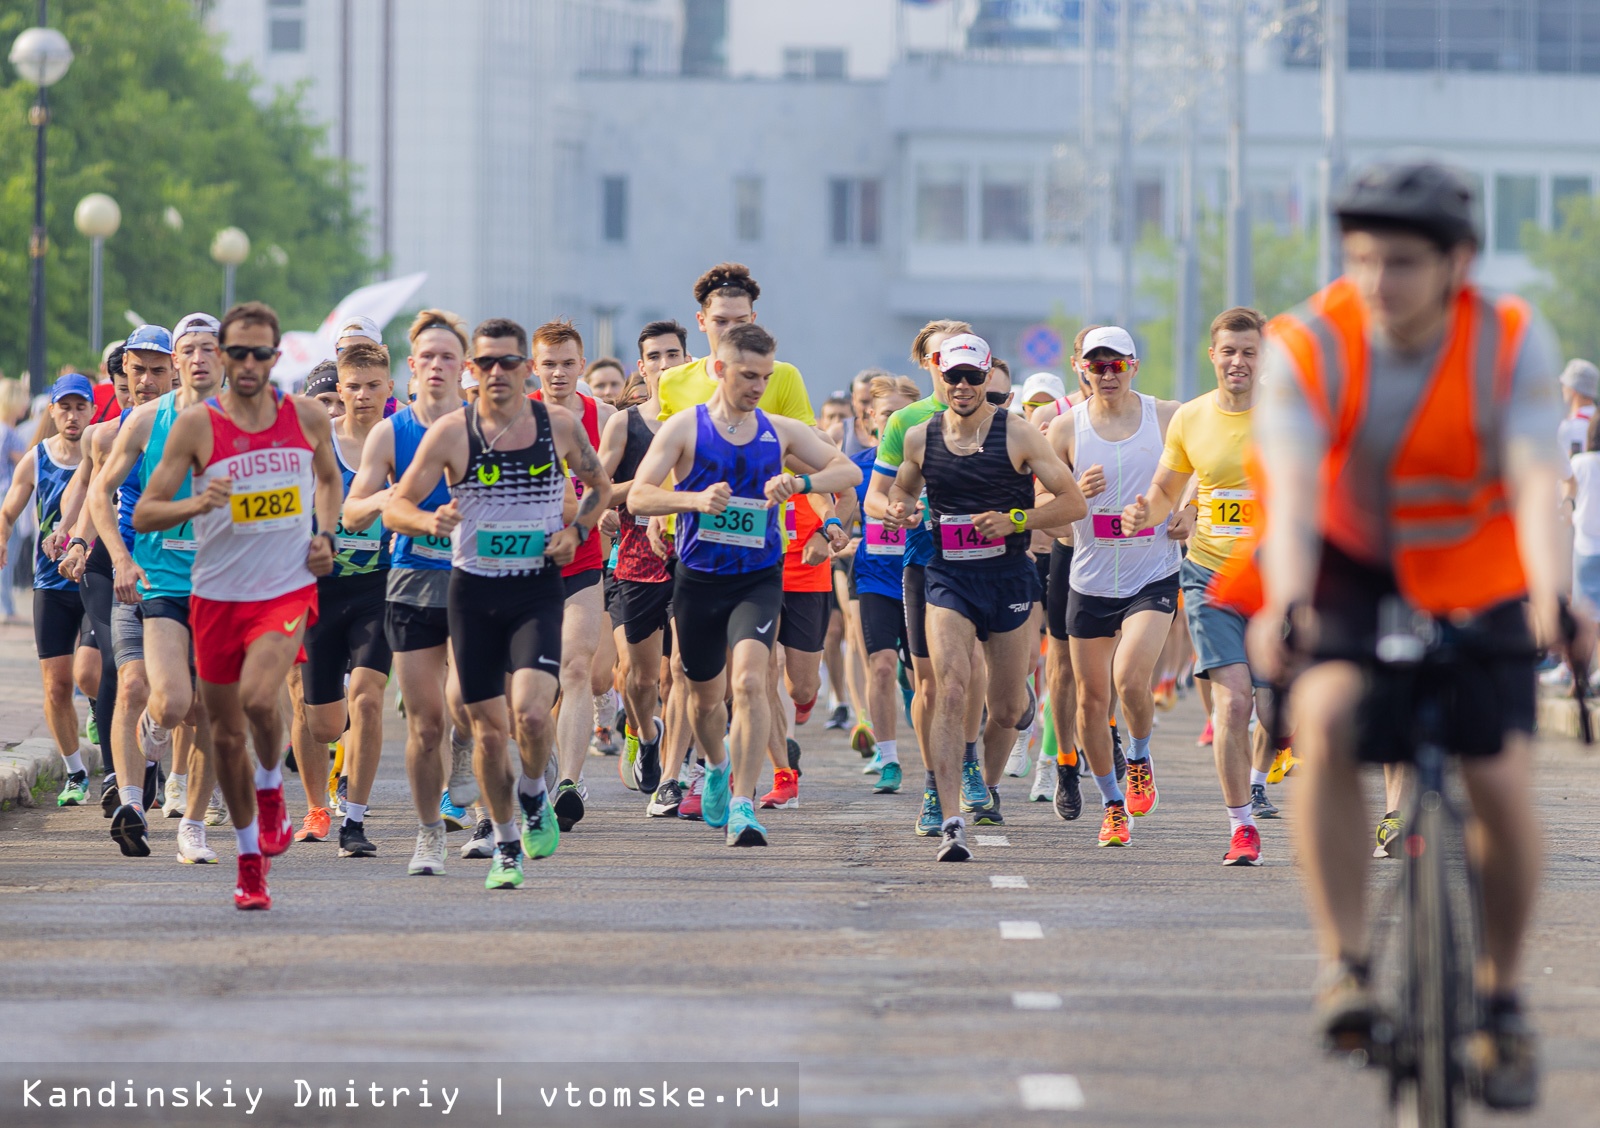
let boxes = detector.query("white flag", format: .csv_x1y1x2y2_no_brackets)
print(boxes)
270,272,428,388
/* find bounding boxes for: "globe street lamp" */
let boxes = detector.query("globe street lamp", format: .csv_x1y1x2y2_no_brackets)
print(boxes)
210,226,250,311
9,18,74,394
74,193,120,356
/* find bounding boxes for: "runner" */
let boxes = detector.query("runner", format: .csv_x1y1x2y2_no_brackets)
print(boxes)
0,375,93,805
304,362,343,420
629,323,859,848
135,301,343,911
885,334,1084,861
388,317,610,890
583,357,628,407
345,309,475,872
1048,326,1182,848
1122,306,1276,865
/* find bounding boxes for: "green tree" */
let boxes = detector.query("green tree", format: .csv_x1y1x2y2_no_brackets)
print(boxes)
1524,195,1600,364
0,0,371,379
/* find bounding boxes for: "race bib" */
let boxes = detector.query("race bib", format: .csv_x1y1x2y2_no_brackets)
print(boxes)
474,521,546,569
699,496,768,548
161,521,197,553
938,514,1004,561
409,533,453,561
1091,511,1155,545
334,519,382,553
865,517,905,557
1208,489,1256,538
634,513,651,527
230,476,303,535
784,500,798,539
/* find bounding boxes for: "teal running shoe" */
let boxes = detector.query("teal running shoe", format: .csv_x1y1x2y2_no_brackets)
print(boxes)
973,786,1004,826
439,790,470,831
57,770,89,807
520,791,560,860
702,762,731,828
959,759,988,811
915,788,943,837
725,803,768,847
486,841,524,889
874,761,902,794
861,747,883,775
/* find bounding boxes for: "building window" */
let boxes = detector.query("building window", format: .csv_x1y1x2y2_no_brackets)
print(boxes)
1552,175,1593,227
916,163,967,243
602,176,628,243
735,177,763,242
783,47,847,80
1043,165,1086,246
829,178,881,247
1494,174,1540,253
268,0,304,53
981,165,1033,244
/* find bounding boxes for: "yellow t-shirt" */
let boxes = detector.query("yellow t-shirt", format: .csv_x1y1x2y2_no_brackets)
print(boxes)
657,357,816,426
1159,390,1254,573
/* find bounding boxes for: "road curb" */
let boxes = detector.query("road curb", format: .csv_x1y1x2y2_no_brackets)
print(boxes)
0,738,101,809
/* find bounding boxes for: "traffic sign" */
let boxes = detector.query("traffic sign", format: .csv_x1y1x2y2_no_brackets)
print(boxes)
1020,325,1063,369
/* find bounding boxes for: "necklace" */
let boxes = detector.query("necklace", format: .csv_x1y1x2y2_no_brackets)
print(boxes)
714,409,746,435
946,411,993,456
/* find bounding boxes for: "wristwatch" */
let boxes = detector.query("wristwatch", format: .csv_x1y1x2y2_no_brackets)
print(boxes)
67,537,89,554
823,517,844,537
315,531,336,551
1007,508,1028,534
574,521,592,544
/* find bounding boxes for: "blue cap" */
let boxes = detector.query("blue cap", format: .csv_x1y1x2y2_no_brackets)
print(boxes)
124,324,174,355
50,373,94,404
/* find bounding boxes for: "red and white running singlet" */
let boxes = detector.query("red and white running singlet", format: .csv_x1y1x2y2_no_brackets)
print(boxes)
191,392,317,602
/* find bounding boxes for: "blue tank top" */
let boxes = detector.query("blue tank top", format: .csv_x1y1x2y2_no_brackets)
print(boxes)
676,404,784,575
328,436,390,578
849,445,902,600
33,443,77,591
133,391,197,600
114,414,142,553
389,404,455,571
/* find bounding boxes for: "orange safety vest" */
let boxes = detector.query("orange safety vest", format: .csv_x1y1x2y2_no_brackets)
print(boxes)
1209,276,1531,619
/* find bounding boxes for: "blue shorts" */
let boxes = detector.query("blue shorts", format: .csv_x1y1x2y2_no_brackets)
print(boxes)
1180,557,1264,685
924,556,1040,641
1575,552,1600,617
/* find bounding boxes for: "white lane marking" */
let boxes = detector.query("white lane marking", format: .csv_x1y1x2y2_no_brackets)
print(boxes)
1019,1074,1085,1111
1012,991,1063,1010
999,920,1044,940
990,875,1028,889
976,834,1011,847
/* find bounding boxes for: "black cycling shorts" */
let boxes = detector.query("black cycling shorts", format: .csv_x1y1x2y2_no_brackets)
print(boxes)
925,556,1040,641
34,587,84,660
303,571,393,706
672,562,783,683
778,590,830,653
385,600,450,653
903,563,929,660
139,595,191,630
449,567,566,704
609,577,673,645
1066,571,1179,640
564,567,602,599
1047,541,1073,641
859,591,911,661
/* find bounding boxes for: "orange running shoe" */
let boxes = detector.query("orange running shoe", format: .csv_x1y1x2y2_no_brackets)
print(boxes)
1125,758,1158,816
1223,824,1262,866
234,853,271,910
295,806,332,843
793,696,817,726
1196,718,1214,747
1267,746,1298,784
1097,800,1131,847
759,767,799,810
256,786,294,856
1153,678,1178,711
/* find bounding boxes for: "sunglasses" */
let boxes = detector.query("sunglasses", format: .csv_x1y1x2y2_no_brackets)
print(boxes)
1084,358,1133,376
940,368,988,386
224,345,278,362
985,390,1013,406
472,354,526,372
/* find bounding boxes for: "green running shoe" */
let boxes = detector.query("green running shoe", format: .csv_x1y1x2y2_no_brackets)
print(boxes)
915,788,943,837
520,791,560,860
57,770,89,807
959,759,988,811
84,714,99,748
702,762,731,828
486,841,525,890
873,761,902,794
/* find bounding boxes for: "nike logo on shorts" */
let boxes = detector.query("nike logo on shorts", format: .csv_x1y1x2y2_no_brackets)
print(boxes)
757,621,773,634
281,615,303,633
538,655,559,667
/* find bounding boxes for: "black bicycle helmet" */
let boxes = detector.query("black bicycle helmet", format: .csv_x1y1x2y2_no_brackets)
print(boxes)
1333,158,1479,250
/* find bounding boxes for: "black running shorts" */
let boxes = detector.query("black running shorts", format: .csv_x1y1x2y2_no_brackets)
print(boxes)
1065,571,1179,640
609,577,673,645
671,563,783,683
778,590,830,653
449,567,566,704
304,571,393,706
33,587,84,660
903,563,930,660
924,556,1040,641
385,599,450,654
859,591,911,661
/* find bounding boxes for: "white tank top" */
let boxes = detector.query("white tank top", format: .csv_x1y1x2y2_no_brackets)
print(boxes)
1068,393,1181,598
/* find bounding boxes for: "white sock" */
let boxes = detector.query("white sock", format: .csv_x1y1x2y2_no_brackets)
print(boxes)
180,818,204,834
517,773,548,801
63,751,85,774
706,759,728,777
344,801,368,826
878,739,899,765
168,772,186,787
420,820,445,833
235,819,260,856
1228,803,1255,833
119,785,143,808
731,795,753,813
145,758,158,771
1250,768,1269,788
254,763,282,790
492,819,519,844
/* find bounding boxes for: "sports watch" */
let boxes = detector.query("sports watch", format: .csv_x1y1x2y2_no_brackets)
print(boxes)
1007,508,1028,534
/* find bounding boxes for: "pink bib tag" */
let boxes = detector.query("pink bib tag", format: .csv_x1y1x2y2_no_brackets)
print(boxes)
1091,512,1155,542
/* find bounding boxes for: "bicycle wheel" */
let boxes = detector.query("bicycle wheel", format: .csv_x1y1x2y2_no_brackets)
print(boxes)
1394,791,1462,1128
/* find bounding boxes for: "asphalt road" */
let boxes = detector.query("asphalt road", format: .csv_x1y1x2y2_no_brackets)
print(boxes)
2,683,1598,1128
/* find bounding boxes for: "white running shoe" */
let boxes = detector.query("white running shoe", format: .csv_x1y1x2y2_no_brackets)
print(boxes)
1029,749,1055,802
162,772,187,819
175,822,217,864
460,816,494,859
407,825,448,876
138,709,173,762
1004,723,1034,777
204,787,227,827
447,726,479,807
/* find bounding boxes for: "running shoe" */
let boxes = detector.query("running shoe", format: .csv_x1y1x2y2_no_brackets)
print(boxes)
57,770,89,807
1017,682,1037,732
295,806,332,843
1373,811,1404,859
873,761,902,794
439,790,470,831
677,764,705,821
1314,959,1376,1054
553,778,585,831
333,774,349,818
520,792,559,859
142,760,164,812
647,778,683,818
338,819,376,858
407,825,448,876
1472,1000,1540,1111
1028,750,1054,803
619,722,640,791
326,742,345,806
233,853,271,910
824,703,850,730
1125,758,1158,817
635,718,663,794
592,692,620,755
84,712,99,748
973,786,1004,826
257,786,294,856
110,803,151,858
958,759,988,812
1266,745,1298,784
759,768,799,810
485,841,524,890
1153,677,1178,711
1223,824,1262,866
701,764,731,828
915,789,943,837
1250,783,1280,820
204,787,227,827
1196,718,1214,747
849,721,876,758
1111,724,1126,783
861,747,883,775
1097,800,1131,847
786,738,802,776
1004,726,1032,777
935,820,971,862
138,709,172,764
447,726,478,807
162,771,186,818
100,773,119,817
175,822,217,864
793,695,817,726
461,817,495,859
1053,758,1083,821
725,804,768,847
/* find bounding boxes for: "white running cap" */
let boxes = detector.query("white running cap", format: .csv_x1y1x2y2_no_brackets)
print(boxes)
1080,326,1137,358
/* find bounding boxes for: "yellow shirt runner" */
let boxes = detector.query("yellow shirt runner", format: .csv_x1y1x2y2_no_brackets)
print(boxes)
1159,389,1254,574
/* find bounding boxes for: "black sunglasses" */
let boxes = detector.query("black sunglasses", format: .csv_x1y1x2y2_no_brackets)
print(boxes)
940,368,988,386
224,345,278,362
472,354,526,372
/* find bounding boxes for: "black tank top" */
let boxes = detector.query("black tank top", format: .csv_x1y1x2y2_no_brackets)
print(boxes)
924,409,1033,563
615,406,653,485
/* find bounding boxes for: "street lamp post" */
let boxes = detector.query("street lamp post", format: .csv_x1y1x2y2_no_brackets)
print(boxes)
74,193,121,356
210,227,250,311
9,14,74,395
